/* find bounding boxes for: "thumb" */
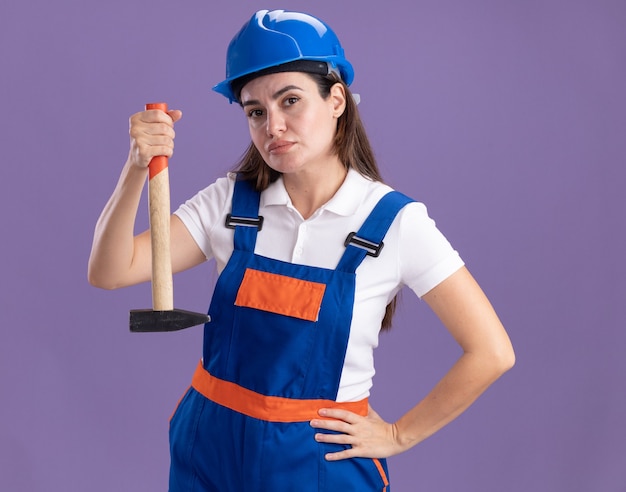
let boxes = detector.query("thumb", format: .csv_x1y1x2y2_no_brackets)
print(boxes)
168,109,183,123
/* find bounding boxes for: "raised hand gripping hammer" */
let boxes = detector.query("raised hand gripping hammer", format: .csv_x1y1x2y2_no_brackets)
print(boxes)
129,102,210,332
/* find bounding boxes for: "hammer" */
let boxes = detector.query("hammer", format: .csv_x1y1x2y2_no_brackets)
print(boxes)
129,102,210,332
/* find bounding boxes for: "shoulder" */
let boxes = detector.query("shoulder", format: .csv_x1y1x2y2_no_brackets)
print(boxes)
357,176,429,223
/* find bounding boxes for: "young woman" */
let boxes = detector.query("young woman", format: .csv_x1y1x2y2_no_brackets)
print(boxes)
89,9,515,491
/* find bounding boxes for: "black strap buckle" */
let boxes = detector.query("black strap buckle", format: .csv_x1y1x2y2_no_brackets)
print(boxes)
225,214,264,231
344,232,384,257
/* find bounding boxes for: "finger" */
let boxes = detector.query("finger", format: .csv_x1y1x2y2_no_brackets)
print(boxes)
310,419,352,434
138,134,174,147
130,121,175,140
134,143,174,163
168,109,183,122
324,448,356,462
137,109,169,123
145,108,182,124
314,432,353,445
130,121,174,142
132,135,174,153
129,119,175,140
318,408,361,423
148,145,175,158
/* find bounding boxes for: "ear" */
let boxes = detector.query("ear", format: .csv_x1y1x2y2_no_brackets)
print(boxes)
329,82,347,118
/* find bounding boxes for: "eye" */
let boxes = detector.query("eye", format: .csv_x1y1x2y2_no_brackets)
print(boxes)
247,108,264,118
284,96,300,106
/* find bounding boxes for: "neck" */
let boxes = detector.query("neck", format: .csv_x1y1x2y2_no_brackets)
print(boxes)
283,158,347,219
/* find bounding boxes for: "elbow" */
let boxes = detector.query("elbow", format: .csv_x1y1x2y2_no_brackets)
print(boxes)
500,350,516,375
492,343,516,377
87,263,121,290
88,272,116,290
484,324,516,377
505,345,516,371
469,341,515,382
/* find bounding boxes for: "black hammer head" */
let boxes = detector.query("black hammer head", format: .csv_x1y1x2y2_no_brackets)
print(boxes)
129,309,210,332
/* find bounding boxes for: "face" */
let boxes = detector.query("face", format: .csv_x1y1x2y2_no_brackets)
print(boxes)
239,71,346,178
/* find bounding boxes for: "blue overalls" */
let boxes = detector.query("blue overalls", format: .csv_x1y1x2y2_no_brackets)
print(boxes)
169,178,413,491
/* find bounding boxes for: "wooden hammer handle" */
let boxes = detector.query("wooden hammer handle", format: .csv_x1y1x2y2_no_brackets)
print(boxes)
146,102,173,311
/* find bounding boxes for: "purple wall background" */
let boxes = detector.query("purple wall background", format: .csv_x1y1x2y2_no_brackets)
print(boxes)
2,1,625,490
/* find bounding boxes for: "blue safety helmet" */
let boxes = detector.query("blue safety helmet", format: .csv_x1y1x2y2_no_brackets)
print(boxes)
213,9,354,103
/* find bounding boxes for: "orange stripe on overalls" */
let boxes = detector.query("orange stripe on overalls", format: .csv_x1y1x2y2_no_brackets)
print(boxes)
191,361,367,423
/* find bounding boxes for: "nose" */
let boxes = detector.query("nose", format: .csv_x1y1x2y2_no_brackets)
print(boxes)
266,109,286,137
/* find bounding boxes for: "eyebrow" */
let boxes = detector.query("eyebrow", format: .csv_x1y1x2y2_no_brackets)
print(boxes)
241,85,304,107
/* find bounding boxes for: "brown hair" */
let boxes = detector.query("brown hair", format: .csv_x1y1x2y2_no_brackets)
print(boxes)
233,73,398,330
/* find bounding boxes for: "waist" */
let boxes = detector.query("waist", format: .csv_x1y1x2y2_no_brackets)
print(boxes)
191,361,368,423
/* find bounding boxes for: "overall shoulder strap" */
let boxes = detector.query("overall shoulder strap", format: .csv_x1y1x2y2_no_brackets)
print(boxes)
225,177,263,252
336,191,415,273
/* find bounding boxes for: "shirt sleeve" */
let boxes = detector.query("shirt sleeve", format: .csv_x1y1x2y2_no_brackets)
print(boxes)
397,202,465,298
173,174,235,261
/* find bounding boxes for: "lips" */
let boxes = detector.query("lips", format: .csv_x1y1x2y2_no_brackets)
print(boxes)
267,141,294,154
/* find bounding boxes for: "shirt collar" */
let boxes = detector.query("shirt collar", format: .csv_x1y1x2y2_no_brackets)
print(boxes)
261,169,371,217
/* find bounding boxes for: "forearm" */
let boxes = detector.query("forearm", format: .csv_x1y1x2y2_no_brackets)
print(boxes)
390,267,516,451
393,350,512,452
88,107,186,289
88,157,149,289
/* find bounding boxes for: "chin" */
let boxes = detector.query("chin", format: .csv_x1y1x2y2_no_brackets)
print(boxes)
266,159,304,175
